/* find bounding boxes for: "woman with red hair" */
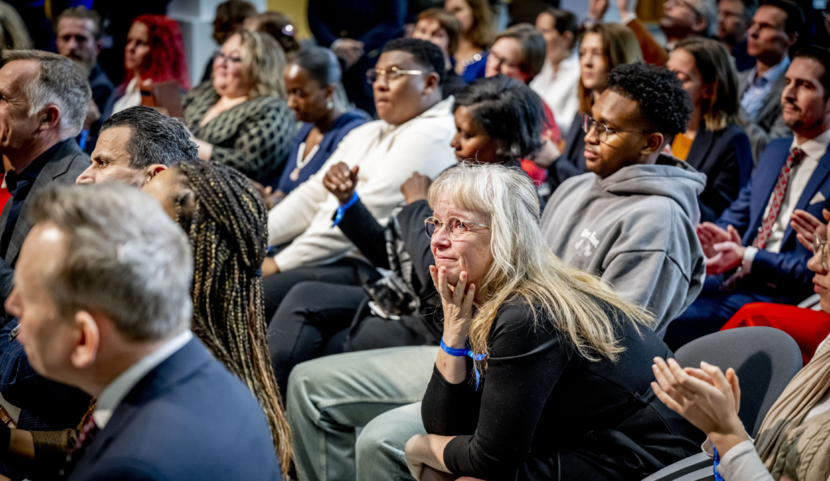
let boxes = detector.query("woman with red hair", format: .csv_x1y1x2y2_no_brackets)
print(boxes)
103,14,190,118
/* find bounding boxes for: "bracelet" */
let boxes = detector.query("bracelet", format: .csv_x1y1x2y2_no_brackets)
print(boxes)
331,192,359,227
440,339,487,389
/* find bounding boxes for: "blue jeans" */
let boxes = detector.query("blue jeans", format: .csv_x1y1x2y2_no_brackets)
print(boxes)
285,346,438,481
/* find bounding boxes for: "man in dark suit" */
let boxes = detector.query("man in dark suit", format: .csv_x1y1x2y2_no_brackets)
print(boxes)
5,183,281,480
55,6,115,153
308,0,407,116
665,45,830,350
737,0,803,160
0,51,91,314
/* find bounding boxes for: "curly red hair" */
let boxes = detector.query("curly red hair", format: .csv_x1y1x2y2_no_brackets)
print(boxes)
125,15,190,90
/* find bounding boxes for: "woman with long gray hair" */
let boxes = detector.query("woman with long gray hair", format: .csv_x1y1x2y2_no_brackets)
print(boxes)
402,163,700,480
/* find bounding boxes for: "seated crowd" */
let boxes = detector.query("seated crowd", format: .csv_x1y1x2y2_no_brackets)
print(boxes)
0,0,828,480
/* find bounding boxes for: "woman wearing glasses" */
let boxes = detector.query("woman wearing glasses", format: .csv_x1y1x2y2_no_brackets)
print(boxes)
183,29,296,184
403,163,700,480
266,76,546,399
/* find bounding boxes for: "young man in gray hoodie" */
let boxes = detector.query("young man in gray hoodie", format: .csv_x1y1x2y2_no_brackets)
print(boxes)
542,62,706,337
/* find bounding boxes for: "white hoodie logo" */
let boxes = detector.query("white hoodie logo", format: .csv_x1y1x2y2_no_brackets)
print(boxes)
575,229,599,257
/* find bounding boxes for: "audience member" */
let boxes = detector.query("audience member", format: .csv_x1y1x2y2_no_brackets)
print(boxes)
445,0,493,83
268,76,544,401
0,1,31,50
76,106,198,186
141,161,293,475
261,38,456,320
483,24,560,184
411,8,466,98
103,14,190,119
398,163,699,480
588,0,717,66
3,183,281,480
0,51,91,311
653,218,830,479
308,0,407,117
547,22,642,191
542,62,705,336
668,38,753,221
273,47,368,201
739,0,804,159
183,29,296,184
55,7,114,153
718,0,759,71
530,7,581,136
200,0,257,82
245,11,301,60
664,45,830,350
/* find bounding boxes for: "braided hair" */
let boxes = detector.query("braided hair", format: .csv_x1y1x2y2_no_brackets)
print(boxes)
171,161,292,474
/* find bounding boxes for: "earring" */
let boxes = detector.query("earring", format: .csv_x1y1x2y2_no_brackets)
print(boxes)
326,98,334,110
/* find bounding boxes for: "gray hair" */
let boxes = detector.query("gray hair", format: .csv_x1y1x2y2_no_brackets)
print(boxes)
30,183,193,341
101,106,199,169
695,0,719,38
2,50,91,138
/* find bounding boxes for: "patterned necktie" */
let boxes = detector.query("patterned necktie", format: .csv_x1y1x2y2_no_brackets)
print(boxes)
721,147,808,291
752,147,807,249
59,416,100,480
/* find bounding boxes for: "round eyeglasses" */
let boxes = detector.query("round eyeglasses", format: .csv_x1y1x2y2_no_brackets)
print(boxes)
583,115,655,143
366,66,424,84
424,216,489,240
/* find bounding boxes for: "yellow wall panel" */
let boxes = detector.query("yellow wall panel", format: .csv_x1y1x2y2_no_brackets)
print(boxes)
267,0,312,40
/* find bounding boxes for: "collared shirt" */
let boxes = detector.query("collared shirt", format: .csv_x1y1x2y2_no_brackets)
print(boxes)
0,140,64,259
744,129,830,270
740,56,790,120
92,330,192,428
529,52,581,136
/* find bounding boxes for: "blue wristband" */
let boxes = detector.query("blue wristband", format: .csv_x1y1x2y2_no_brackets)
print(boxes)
440,339,487,390
331,191,359,227
712,444,724,481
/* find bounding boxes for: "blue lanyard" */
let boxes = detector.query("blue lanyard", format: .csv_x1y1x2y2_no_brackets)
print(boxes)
331,192,359,227
712,444,724,481
440,339,487,389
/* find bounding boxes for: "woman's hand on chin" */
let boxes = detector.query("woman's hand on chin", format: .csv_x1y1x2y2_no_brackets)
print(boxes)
430,265,475,348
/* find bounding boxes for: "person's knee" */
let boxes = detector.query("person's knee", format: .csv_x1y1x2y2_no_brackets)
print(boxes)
356,403,424,467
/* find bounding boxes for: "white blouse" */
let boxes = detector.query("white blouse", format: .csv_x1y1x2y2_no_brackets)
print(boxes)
529,52,581,136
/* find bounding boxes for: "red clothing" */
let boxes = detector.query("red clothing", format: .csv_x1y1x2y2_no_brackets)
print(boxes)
720,302,830,365
0,172,11,211
521,100,561,186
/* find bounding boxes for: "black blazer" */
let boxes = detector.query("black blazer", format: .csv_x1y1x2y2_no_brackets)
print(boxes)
67,338,282,481
547,112,588,192
685,121,753,222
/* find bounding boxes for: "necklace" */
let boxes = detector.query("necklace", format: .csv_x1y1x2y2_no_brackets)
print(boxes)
289,141,320,181
460,51,484,68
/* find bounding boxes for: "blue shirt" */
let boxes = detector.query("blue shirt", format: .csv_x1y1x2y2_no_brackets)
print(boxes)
461,52,488,84
740,56,790,120
276,110,368,194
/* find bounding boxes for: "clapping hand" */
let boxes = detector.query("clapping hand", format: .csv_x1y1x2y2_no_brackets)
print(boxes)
696,222,734,258
792,209,830,252
652,358,749,455
401,172,432,205
588,0,609,21
323,162,359,205
332,39,364,69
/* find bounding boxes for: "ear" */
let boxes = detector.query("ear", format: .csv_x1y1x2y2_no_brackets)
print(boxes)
423,71,441,96
786,31,799,48
692,16,709,35
144,164,168,185
96,40,103,55
324,83,336,100
700,82,715,101
641,132,666,157
70,310,99,369
37,104,61,133
562,31,574,49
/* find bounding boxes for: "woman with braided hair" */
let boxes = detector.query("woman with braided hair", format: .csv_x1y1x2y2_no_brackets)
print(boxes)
143,161,293,475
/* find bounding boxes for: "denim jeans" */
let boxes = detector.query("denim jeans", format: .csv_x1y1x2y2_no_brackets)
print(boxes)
286,346,438,481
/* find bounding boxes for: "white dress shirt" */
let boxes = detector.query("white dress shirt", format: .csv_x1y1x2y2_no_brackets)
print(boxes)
529,53,581,136
92,330,193,428
111,78,142,116
743,129,830,271
267,97,457,271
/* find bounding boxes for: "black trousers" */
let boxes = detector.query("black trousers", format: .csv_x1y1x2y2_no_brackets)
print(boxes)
261,258,369,325
267,281,431,400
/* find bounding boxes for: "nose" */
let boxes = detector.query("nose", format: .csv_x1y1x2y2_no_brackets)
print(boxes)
748,22,759,37
450,132,461,150
809,251,826,275
430,225,452,248
76,166,94,185
4,288,19,321
584,122,599,145
374,75,389,92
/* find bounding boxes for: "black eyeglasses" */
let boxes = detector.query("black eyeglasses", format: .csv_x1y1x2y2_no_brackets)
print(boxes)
214,51,242,64
583,115,655,143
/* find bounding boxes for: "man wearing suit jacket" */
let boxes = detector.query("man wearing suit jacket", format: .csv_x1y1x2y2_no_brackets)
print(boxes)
737,0,803,160
5,183,281,480
0,51,91,316
665,46,830,350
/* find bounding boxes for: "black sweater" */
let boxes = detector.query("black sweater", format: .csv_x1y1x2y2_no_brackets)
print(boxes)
421,299,701,480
